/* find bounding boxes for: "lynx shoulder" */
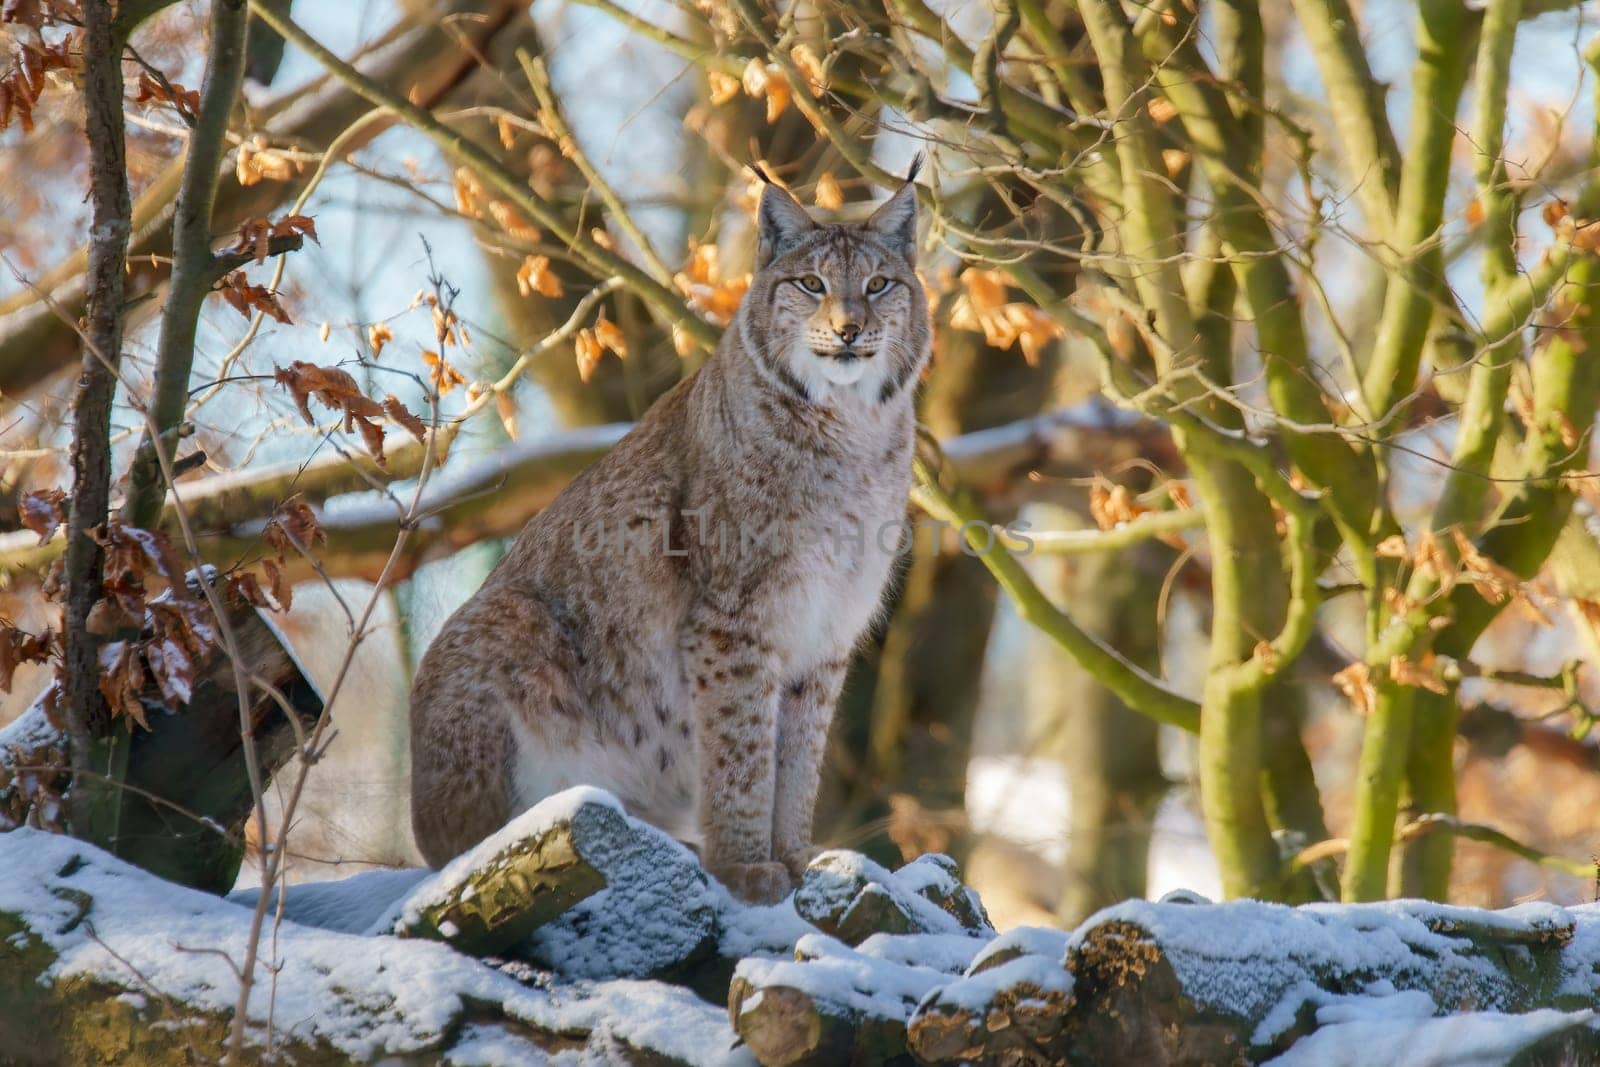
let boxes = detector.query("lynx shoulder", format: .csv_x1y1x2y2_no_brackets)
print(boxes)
409,161,931,903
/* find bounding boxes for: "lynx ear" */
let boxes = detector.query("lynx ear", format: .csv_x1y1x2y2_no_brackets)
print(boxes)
754,167,817,269
866,154,923,262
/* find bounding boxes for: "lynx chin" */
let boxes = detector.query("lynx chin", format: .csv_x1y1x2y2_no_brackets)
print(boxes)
408,159,931,903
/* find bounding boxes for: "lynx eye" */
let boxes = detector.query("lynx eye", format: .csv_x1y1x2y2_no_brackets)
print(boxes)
796,274,826,294
865,276,889,294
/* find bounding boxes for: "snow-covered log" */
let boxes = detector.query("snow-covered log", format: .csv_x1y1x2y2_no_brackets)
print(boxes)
909,898,1600,1064
0,824,746,1065
729,932,985,1066
7,787,1600,1065
791,850,994,945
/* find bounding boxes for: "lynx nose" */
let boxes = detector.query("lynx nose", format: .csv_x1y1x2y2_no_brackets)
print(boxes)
835,322,861,346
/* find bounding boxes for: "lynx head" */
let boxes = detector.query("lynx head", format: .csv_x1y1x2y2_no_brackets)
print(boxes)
738,160,930,406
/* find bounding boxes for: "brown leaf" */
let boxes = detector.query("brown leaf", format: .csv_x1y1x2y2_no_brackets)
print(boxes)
91,521,188,621
495,390,519,441
134,71,199,120
790,43,826,95
264,501,324,558
574,329,603,384
217,271,291,324
97,641,149,729
368,322,394,357
421,349,466,396
0,620,51,693
383,395,427,443
1147,96,1178,124
263,558,293,612
707,69,740,106
488,200,541,241
1449,529,1519,605
1375,534,1409,558
18,488,65,545
1390,653,1447,694
673,241,749,326
235,136,294,186
515,255,563,298
1332,662,1375,716
453,166,487,219
274,361,374,426
814,172,844,211
355,416,387,468
227,570,270,609
593,314,628,359
1088,477,1149,530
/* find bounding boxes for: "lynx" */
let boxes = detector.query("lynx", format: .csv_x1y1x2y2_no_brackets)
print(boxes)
408,161,930,902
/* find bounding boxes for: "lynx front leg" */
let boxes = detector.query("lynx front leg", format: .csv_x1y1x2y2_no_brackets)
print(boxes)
684,611,790,902
773,658,848,882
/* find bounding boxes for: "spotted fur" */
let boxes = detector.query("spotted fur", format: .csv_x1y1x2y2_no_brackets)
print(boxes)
409,168,931,903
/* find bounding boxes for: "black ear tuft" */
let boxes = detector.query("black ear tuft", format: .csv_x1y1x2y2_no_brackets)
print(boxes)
865,163,922,262
750,162,776,185
904,152,925,184
755,174,818,269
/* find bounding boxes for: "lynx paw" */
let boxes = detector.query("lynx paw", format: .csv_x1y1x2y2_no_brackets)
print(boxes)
778,846,819,883
711,861,794,904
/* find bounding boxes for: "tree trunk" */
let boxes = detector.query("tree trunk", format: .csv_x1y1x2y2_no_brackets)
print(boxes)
61,0,135,845
1050,530,1167,925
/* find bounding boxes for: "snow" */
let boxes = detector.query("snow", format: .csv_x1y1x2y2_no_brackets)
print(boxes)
1072,895,1594,1057
0,699,61,753
793,849,993,940
8,785,1600,1063
921,952,1076,1013
733,932,952,1022
0,825,748,1064
228,867,429,935
1265,1008,1598,1067
714,891,817,961
966,924,1071,973
854,931,987,975
520,798,717,980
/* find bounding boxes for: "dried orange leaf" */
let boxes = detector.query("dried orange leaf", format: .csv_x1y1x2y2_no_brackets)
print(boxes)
593,314,628,359
814,172,844,211
368,322,394,356
383,395,427,443
516,254,564,299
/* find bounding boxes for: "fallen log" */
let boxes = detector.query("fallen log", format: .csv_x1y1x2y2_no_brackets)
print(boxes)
0,826,746,1065
791,851,993,946
908,897,1600,1065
